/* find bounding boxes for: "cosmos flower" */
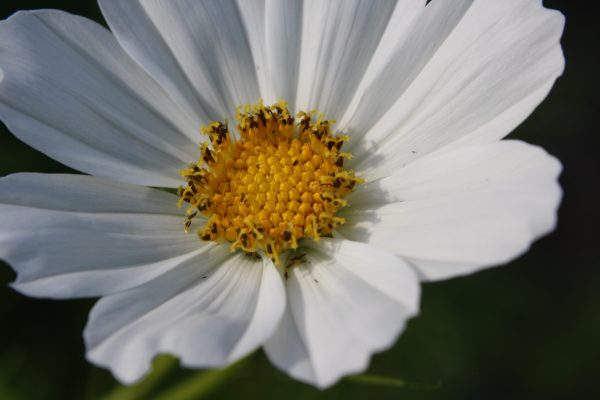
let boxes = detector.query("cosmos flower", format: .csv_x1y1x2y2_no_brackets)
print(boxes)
0,0,563,389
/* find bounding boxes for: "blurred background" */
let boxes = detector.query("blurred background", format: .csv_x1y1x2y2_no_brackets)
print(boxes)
0,1,597,399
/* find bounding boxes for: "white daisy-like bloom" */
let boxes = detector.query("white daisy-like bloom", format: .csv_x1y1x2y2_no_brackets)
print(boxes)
0,0,564,389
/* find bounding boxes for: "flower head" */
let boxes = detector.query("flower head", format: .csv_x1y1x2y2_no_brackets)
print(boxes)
0,0,564,388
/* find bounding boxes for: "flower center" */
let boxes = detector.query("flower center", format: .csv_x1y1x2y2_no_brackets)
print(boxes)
178,100,362,264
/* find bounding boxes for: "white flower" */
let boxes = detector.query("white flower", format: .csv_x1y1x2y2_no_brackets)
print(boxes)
0,0,563,389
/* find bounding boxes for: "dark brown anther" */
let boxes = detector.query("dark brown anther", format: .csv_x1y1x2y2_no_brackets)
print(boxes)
202,149,215,164
258,111,267,125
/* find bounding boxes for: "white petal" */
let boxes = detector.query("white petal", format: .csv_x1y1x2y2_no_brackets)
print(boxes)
340,141,562,281
338,0,426,127
85,250,285,384
99,0,261,122
0,173,202,298
0,10,199,187
343,0,564,179
264,0,303,110
295,0,398,119
236,0,306,110
264,238,419,388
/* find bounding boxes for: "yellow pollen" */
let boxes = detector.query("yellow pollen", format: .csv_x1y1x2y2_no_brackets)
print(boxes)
178,100,363,264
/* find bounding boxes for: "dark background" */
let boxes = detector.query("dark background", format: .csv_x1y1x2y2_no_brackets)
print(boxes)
0,1,597,399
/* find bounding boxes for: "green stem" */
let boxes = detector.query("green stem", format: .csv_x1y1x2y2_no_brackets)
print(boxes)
153,357,249,400
346,374,408,387
100,355,178,400
346,374,441,391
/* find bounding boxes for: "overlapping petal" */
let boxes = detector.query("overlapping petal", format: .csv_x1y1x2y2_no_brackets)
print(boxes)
0,173,203,298
0,10,199,187
293,0,398,120
85,248,285,384
99,0,261,123
340,0,564,180
340,141,562,280
264,238,419,388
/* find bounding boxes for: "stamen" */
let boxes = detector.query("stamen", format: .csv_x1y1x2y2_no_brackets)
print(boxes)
178,100,363,264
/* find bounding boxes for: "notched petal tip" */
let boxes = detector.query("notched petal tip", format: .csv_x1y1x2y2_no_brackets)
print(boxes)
265,238,420,388
83,251,286,385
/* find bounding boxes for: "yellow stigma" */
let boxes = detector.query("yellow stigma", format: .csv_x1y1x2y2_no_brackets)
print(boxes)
178,100,363,264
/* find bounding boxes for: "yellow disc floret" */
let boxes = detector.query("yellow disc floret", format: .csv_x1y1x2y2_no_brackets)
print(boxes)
177,100,362,264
